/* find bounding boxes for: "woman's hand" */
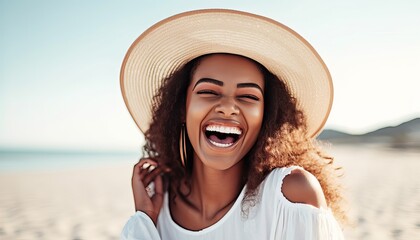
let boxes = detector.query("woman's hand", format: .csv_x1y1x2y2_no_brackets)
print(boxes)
132,158,167,225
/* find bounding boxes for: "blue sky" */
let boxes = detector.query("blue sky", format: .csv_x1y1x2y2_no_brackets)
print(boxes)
1,0,419,151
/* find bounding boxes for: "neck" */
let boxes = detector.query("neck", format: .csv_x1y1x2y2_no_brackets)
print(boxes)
186,154,245,220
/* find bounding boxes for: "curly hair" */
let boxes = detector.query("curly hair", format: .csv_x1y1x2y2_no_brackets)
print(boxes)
143,54,345,222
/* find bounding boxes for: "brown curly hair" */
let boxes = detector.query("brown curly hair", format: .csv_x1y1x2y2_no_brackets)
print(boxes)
143,54,345,222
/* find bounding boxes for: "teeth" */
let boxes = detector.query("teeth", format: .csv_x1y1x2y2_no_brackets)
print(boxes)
209,140,234,148
205,125,242,135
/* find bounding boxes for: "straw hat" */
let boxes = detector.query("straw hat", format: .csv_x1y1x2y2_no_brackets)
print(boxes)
120,9,333,137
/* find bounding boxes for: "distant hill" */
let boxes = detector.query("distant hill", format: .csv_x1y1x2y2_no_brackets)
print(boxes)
318,118,420,150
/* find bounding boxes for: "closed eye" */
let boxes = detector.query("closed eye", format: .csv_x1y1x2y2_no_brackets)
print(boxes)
197,90,219,96
238,94,260,101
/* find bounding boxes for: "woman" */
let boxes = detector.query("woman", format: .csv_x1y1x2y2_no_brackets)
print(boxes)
120,9,345,239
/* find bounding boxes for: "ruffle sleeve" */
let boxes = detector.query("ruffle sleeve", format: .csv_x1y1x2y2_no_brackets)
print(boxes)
120,211,161,240
268,167,345,240
272,202,344,239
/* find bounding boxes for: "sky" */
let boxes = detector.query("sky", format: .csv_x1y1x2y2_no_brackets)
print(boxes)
1,0,419,151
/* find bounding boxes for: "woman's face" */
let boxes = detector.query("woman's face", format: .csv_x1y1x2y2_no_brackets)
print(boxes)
185,54,264,170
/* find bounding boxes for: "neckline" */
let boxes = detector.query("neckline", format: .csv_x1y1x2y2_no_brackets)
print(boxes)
163,186,246,235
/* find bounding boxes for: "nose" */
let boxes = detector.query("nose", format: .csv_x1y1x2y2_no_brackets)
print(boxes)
214,96,240,116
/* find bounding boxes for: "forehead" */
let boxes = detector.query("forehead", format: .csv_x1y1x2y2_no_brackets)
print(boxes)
191,54,265,87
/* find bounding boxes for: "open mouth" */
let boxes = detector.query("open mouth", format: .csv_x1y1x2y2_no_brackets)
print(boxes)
204,124,243,148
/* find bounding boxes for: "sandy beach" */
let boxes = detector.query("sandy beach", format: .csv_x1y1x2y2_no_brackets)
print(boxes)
0,164,134,239
0,145,419,239
333,145,420,239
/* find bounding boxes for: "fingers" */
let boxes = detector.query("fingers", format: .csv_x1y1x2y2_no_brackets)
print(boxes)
151,174,164,210
142,167,164,187
133,159,157,176
131,158,168,221
132,158,170,188
154,171,164,195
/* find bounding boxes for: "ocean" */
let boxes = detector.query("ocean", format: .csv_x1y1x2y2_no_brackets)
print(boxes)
0,151,139,172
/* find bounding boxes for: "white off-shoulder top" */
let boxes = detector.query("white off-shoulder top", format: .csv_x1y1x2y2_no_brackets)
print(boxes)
121,166,344,239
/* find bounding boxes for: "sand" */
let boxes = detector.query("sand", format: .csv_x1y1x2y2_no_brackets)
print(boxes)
0,145,419,239
0,164,135,240
332,145,420,239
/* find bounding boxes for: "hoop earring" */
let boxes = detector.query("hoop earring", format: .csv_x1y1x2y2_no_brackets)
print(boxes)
179,123,187,167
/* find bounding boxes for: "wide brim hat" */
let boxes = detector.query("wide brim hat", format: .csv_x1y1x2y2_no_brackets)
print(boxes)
121,9,333,137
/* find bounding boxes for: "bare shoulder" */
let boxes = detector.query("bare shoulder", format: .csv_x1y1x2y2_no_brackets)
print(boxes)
281,168,327,208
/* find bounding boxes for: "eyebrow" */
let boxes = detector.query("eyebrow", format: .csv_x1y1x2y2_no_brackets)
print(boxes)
193,78,223,90
237,83,264,94
193,78,264,94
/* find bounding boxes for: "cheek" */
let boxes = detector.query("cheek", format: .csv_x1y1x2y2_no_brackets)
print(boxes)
186,98,210,121
185,97,212,140
244,104,264,129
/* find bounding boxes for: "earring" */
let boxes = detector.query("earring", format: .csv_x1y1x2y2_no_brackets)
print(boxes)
179,123,187,167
